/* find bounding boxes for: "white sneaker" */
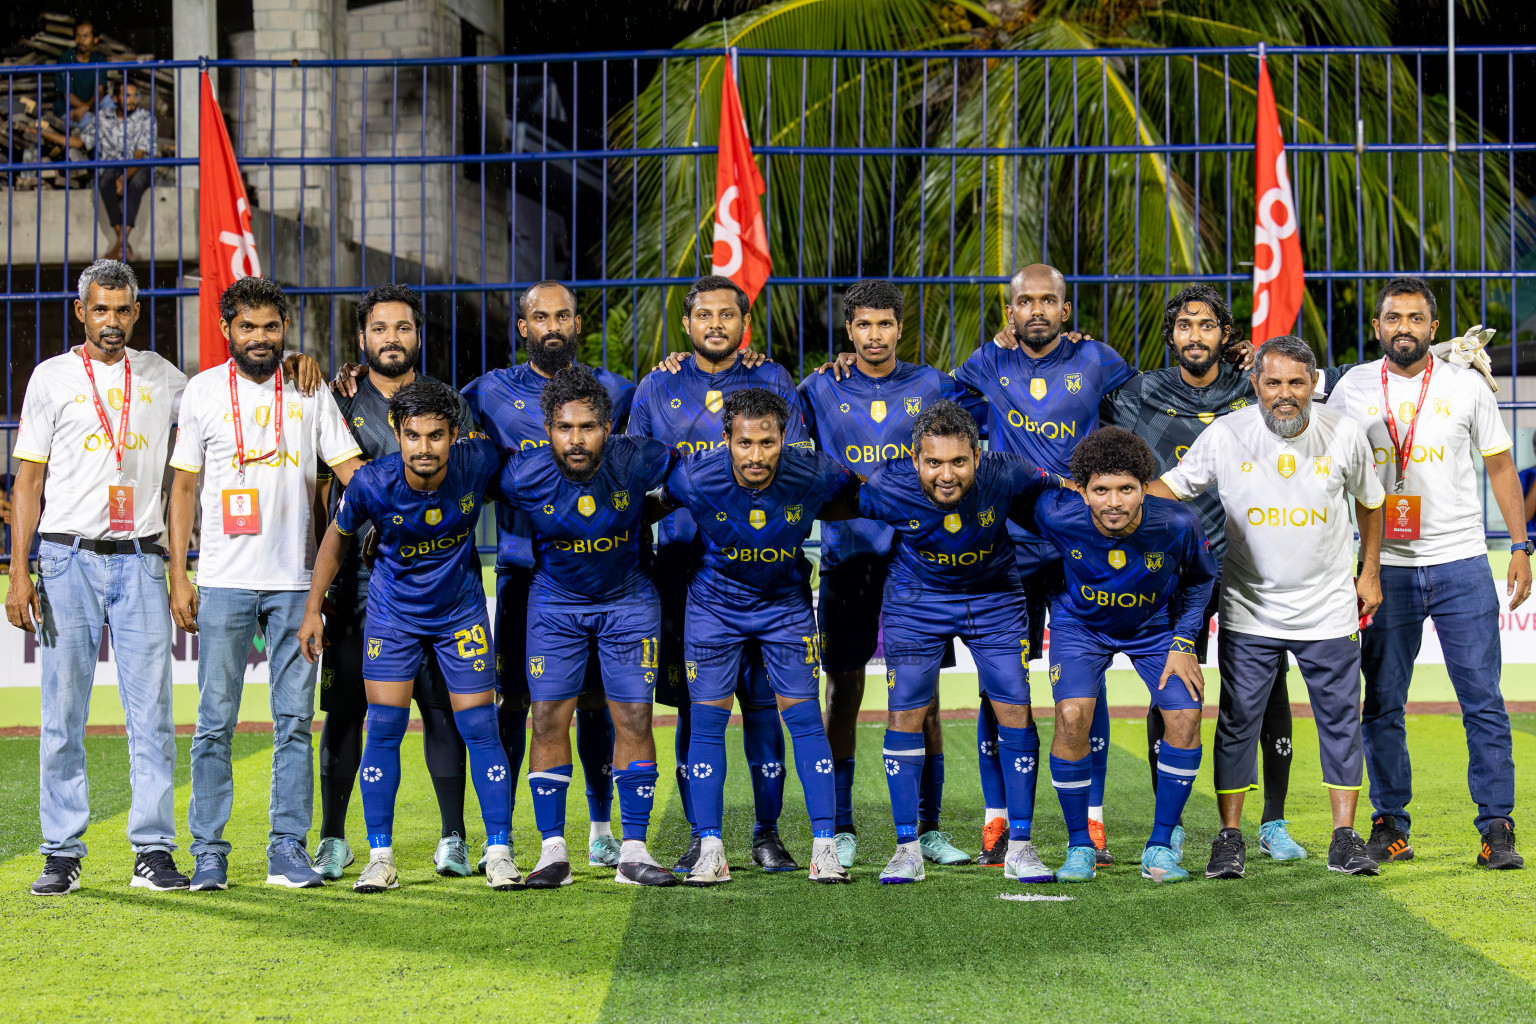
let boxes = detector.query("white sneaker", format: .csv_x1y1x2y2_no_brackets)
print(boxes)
353,848,399,893
1003,840,1054,883
484,844,525,891
683,837,732,887
807,838,852,883
879,842,926,885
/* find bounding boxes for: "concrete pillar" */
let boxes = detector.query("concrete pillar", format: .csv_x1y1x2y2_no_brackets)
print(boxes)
172,0,217,372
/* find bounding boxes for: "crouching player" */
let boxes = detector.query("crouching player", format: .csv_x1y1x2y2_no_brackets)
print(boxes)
856,401,1058,885
299,379,520,892
657,388,860,886
1012,427,1216,883
500,366,678,888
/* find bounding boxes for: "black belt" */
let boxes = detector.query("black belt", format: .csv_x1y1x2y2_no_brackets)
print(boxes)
39,533,167,558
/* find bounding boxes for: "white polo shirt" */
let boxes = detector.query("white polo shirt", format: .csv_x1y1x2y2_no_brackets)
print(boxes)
170,360,360,591
1162,403,1385,640
13,346,187,541
1327,356,1510,567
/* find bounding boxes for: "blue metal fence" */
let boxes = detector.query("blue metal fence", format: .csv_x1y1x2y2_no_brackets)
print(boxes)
3,45,1535,553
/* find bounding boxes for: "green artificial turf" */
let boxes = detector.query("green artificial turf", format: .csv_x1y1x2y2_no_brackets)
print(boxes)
1,716,1534,1022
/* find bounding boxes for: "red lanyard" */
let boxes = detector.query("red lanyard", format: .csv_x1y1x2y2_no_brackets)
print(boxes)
229,359,283,473
79,346,130,479
1381,354,1433,493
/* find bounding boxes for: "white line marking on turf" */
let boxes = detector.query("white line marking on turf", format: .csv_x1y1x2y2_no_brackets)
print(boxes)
998,893,1076,902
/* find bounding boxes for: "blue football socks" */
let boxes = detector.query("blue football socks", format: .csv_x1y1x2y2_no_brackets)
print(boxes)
918,751,945,832
996,723,1041,842
674,702,698,835
780,699,836,839
359,704,409,849
454,702,513,848
1051,752,1094,848
741,701,786,836
613,759,660,843
1151,743,1202,849
977,700,1007,811
882,729,925,843
688,703,731,839
528,763,572,842
1088,680,1110,810
575,706,614,824
498,700,526,818
833,756,857,833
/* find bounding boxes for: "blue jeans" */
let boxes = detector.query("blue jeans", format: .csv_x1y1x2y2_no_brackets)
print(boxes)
35,538,176,858
188,588,316,857
1361,555,1515,834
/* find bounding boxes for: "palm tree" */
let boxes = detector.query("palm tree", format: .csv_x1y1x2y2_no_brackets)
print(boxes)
596,0,1531,374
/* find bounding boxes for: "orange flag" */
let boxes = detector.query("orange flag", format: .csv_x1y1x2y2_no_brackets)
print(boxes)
198,71,262,371
708,54,770,348
1250,53,1304,345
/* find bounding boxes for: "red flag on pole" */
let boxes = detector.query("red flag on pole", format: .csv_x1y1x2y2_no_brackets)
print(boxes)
1250,51,1304,346
198,71,262,372
708,53,770,348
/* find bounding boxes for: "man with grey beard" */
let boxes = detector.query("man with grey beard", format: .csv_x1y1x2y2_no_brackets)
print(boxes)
1149,335,1387,879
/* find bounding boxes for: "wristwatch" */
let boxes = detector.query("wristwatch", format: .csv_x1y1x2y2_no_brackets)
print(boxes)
1512,541,1534,556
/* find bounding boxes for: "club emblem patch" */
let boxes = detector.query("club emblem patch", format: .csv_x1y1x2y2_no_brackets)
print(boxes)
1029,378,1048,400
367,638,382,660
685,661,698,682
578,495,596,517
1065,373,1082,394
784,505,803,524
1231,398,1249,410
425,509,442,525
1400,401,1418,422
460,494,475,514
529,656,544,678
979,506,995,527
1278,454,1296,478
870,400,887,423
1434,398,1451,416
138,386,152,404
611,490,630,511
1108,550,1127,569
108,388,123,410
1144,551,1164,571
705,390,724,413
750,509,767,529
254,406,271,428
905,397,921,416
1314,456,1331,478
943,513,962,534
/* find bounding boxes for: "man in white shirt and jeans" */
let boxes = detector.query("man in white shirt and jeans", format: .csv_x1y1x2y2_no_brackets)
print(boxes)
1152,334,1387,879
168,277,363,891
1329,276,1527,870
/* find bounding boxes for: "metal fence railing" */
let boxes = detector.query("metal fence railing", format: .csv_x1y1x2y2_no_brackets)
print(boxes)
2,45,1534,557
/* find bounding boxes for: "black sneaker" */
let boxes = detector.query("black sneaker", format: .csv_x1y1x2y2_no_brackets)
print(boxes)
977,817,1007,866
1205,827,1246,879
670,834,702,874
1365,814,1414,863
616,860,679,887
31,856,81,896
1478,820,1525,870
751,829,800,873
131,850,191,891
1327,827,1379,875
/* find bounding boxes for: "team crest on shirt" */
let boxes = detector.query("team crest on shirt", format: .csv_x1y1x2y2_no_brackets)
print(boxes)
870,400,888,423
750,509,768,530
611,490,630,511
578,495,597,517
1313,456,1332,478
979,506,995,527
784,505,803,524
138,386,152,404
905,397,922,416
288,403,303,420
425,509,442,525
685,661,698,682
705,390,725,414
1029,378,1048,400
1400,402,1418,422
1277,454,1296,478
254,406,271,428
367,638,382,660
943,513,963,534
887,669,896,691
1049,664,1061,684
460,494,476,514
1198,411,1216,425
1108,550,1127,570
1435,398,1452,417
1231,398,1249,410
529,657,544,678
1144,551,1164,571
1065,373,1083,394
107,388,124,410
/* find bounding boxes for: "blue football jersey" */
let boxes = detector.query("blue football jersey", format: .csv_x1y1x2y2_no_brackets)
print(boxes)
627,356,811,547
333,436,504,631
461,361,636,571
662,445,853,603
500,434,675,606
857,452,1056,595
1015,491,1217,643
798,360,987,569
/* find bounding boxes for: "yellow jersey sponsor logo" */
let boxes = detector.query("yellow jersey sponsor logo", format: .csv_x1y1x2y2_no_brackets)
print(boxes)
839,403,850,413
1079,585,1157,608
83,430,150,452
905,397,922,416
723,545,801,562
845,442,912,463
399,525,476,559
1372,445,1444,466
353,415,365,428
1277,454,1296,478
705,390,724,413
554,532,631,554
611,490,630,511
1004,409,1077,439
670,398,682,409
1240,461,1254,472
1069,548,1082,559
870,400,887,423
578,495,597,517
1065,373,1082,394
716,511,728,521
1021,638,1030,664
1246,507,1329,527
227,449,301,469
1144,551,1164,571
1108,550,1126,569
917,547,994,567
1197,411,1216,425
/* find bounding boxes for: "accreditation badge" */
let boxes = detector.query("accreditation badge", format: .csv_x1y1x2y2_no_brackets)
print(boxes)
1384,494,1421,541
107,485,135,532
222,488,261,535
